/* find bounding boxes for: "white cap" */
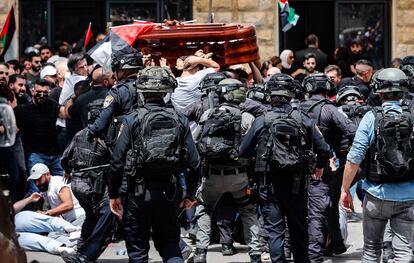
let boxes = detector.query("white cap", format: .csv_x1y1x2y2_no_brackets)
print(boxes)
27,163,49,181
40,65,57,79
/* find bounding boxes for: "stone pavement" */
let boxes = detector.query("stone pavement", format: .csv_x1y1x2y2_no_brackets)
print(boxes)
26,200,364,263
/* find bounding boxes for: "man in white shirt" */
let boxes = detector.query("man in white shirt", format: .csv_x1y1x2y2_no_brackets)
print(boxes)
27,163,85,226
171,56,220,112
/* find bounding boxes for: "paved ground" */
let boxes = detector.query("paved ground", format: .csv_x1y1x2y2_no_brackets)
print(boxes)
27,200,364,263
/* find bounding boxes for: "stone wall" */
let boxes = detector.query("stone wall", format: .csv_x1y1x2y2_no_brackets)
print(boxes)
193,0,279,62
394,0,414,58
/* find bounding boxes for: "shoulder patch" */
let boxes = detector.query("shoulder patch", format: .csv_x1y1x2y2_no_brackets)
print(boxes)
103,95,114,108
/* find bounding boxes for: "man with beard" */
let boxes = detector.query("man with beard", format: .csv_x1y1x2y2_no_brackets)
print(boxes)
27,163,85,226
9,74,31,105
39,45,54,64
294,53,319,83
14,79,66,193
24,52,42,89
0,63,15,106
40,64,59,101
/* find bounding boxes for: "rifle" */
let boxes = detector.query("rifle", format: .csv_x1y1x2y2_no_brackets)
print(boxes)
72,164,110,175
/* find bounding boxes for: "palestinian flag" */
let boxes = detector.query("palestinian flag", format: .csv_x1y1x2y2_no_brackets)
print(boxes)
110,21,155,59
87,34,111,69
0,5,18,61
278,0,300,32
84,22,93,47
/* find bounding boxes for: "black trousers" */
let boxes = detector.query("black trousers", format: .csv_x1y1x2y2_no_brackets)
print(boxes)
262,176,310,263
327,168,344,245
123,183,183,263
71,177,118,260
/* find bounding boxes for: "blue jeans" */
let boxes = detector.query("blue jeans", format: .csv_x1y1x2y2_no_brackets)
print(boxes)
15,211,76,254
362,194,414,263
26,152,64,193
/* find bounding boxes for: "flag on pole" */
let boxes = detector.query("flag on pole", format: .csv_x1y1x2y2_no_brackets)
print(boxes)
87,21,156,69
0,5,18,61
87,34,111,69
278,0,300,32
84,22,93,47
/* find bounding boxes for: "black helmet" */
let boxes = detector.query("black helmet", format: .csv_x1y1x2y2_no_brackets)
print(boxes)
336,86,363,104
247,84,269,103
401,56,414,78
199,72,229,92
265,73,301,98
374,68,409,93
302,73,334,94
136,66,177,93
111,53,143,71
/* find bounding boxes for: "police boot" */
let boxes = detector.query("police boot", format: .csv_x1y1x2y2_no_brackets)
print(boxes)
324,240,347,256
382,241,395,263
194,248,207,263
61,251,95,263
250,253,262,263
221,244,237,256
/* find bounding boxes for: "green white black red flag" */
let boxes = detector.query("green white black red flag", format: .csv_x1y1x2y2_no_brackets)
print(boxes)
0,5,18,61
278,0,300,32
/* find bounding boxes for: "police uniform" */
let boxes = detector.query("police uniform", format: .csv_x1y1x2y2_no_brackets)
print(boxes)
301,94,356,262
192,78,262,263
88,77,137,145
240,102,330,263
61,128,117,263
109,67,200,263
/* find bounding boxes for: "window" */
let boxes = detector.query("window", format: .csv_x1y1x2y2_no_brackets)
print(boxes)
20,0,48,53
336,1,390,68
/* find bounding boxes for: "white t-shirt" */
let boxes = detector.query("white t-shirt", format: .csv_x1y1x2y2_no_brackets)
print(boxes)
44,176,85,223
171,68,216,112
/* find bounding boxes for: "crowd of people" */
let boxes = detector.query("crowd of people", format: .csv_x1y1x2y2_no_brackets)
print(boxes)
0,31,413,263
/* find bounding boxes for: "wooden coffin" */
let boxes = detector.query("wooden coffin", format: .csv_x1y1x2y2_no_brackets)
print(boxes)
134,23,260,67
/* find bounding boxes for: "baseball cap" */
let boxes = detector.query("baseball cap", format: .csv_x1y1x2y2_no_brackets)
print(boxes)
40,65,57,79
27,163,49,181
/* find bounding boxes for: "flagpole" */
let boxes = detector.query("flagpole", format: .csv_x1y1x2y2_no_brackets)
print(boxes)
208,0,213,23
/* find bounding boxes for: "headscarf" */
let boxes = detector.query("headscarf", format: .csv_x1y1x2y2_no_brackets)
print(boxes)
280,49,293,69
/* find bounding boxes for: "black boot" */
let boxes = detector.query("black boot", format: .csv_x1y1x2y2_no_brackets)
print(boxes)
382,241,395,263
250,254,262,263
194,248,207,263
324,240,347,256
221,244,237,256
61,252,94,263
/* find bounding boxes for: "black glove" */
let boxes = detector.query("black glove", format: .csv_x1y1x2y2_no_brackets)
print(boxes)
86,129,96,143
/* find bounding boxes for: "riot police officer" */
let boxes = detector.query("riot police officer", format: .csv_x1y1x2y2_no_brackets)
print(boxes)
87,52,143,146
193,78,262,263
240,73,330,263
108,66,200,263
300,73,356,262
60,101,117,263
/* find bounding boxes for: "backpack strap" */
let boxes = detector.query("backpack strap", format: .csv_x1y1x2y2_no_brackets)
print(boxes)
306,99,330,126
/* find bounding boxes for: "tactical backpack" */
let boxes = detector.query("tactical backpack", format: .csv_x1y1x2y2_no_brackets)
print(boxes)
366,106,414,183
259,109,309,173
87,98,105,124
197,106,242,163
135,106,182,171
341,103,372,128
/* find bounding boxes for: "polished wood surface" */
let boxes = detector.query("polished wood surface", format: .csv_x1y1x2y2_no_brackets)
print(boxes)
134,23,260,67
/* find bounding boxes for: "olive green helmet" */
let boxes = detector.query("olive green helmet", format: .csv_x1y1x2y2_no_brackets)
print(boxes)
374,68,409,93
217,78,247,104
136,66,177,93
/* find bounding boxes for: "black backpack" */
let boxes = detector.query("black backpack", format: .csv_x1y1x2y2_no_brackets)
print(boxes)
260,109,308,173
136,106,182,171
197,106,242,162
87,98,105,124
368,106,414,183
341,103,372,128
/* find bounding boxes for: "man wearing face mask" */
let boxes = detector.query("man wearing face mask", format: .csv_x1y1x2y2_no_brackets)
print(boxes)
14,79,66,193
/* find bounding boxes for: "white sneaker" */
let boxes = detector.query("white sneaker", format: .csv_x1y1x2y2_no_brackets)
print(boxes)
57,246,76,255
64,225,81,233
69,231,82,241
